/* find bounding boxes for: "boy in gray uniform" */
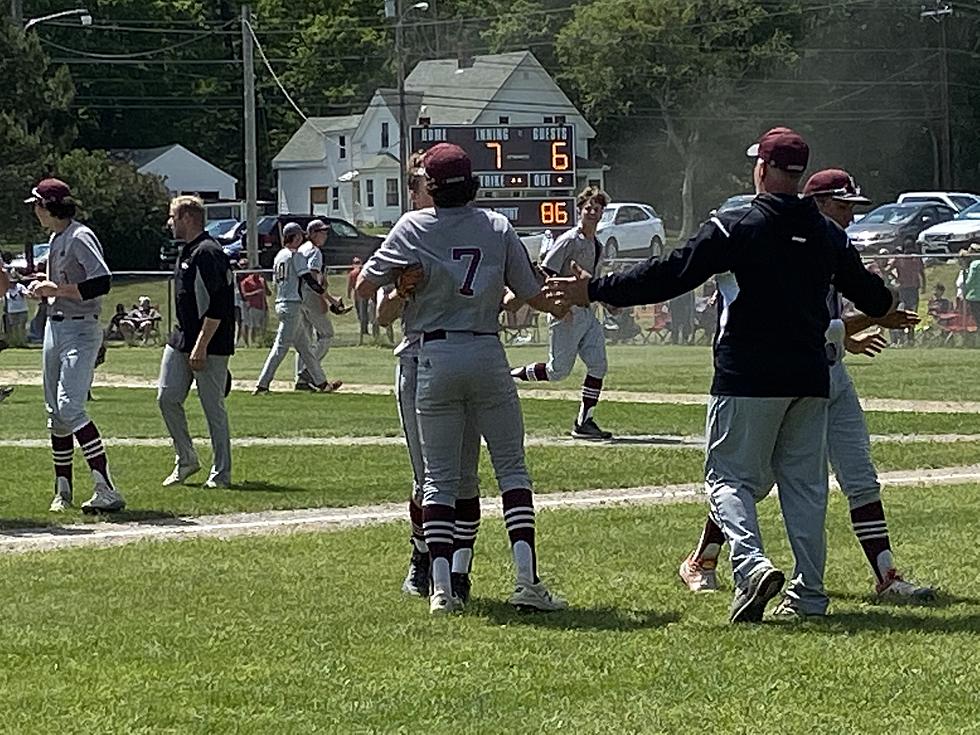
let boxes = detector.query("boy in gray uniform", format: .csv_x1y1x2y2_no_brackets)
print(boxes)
511,187,612,440
25,178,125,514
254,223,340,394
357,143,567,616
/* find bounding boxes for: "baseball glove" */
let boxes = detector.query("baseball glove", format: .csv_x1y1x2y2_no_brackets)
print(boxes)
396,263,424,299
329,300,352,315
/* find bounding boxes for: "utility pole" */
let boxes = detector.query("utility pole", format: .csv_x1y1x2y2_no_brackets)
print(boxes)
921,0,954,189
396,5,409,214
242,4,259,268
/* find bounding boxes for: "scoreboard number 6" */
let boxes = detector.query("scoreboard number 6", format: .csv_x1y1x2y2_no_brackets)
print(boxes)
551,141,570,171
539,201,569,226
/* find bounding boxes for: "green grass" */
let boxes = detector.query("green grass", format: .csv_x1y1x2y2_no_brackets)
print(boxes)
0,484,975,733
1,438,978,524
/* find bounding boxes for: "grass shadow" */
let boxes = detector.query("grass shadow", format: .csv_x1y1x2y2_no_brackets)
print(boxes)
84,509,185,525
469,598,680,632
830,588,980,609
0,517,74,533
606,435,703,447
225,481,308,494
769,609,980,635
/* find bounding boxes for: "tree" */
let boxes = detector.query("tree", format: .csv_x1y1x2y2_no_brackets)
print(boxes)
556,0,803,238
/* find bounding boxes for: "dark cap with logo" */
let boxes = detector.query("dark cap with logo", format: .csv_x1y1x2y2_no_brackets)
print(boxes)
24,178,72,205
746,127,809,173
803,168,871,204
422,143,473,185
306,219,329,235
283,222,304,240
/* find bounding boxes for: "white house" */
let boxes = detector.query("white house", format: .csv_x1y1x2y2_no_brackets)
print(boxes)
273,50,605,227
112,144,237,200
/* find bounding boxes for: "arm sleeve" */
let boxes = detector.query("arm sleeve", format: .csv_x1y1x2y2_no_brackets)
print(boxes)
504,225,544,301
301,272,324,294
196,247,236,321
587,220,735,307
72,229,111,281
77,274,111,300
832,239,893,318
308,248,324,273
361,224,415,286
539,237,569,276
291,251,311,278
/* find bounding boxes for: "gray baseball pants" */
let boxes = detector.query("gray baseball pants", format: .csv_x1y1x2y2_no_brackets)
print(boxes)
416,333,530,507
157,345,232,486
546,307,607,380
295,296,334,379
43,317,102,434
705,394,830,615
257,302,325,389
828,361,880,510
397,352,480,502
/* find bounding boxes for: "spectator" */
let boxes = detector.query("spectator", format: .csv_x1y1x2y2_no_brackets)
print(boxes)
233,258,246,347
105,303,128,341
119,296,162,346
962,245,980,347
927,283,952,317
669,290,696,345
4,275,29,347
888,246,925,345
239,264,270,347
348,256,372,345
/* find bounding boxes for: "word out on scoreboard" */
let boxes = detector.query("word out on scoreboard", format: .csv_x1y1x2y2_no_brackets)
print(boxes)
474,198,576,230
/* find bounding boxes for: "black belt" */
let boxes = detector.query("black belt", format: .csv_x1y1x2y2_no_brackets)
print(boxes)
422,329,497,343
49,314,97,322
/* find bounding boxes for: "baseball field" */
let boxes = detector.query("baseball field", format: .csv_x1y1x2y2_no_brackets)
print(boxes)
0,343,977,733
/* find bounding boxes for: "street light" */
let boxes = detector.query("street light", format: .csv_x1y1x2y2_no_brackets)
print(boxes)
387,0,430,213
24,8,92,31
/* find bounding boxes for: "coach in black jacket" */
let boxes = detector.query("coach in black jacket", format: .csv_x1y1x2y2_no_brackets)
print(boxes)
547,128,894,623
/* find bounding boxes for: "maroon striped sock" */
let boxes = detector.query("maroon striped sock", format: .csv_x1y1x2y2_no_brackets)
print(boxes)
578,375,603,424
851,501,892,582
511,363,549,382
423,503,456,594
74,422,113,489
452,497,481,574
51,433,73,496
693,513,726,563
502,488,538,584
408,495,426,551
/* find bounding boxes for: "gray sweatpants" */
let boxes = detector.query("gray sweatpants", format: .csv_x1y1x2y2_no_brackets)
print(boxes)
397,351,480,502
546,307,607,380
43,318,102,435
705,394,830,615
295,296,334,379
828,361,880,510
416,333,529,507
257,302,325,389
158,345,232,486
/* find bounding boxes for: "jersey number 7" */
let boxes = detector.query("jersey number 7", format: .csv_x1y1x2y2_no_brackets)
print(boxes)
452,247,482,297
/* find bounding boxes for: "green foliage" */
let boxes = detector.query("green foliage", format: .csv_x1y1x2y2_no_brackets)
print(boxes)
55,149,172,270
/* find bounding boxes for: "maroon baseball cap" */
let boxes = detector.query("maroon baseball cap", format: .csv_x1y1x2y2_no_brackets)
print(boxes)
24,178,72,205
746,127,809,173
422,143,472,185
803,168,871,204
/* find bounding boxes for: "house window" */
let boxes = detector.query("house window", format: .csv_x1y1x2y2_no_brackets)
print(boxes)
498,116,509,124
353,180,361,207
331,186,339,211
381,122,390,149
386,178,399,207
543,116,554,123
310,186,329,214
339,135,347,160
366,179,375,208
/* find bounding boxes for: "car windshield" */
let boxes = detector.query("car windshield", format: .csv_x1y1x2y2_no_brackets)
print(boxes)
719,195,754,212
952,196,978,210
206,219,238,237
33,243,50,259
599,208,617,224
955,202,980,220
330,221,358,238
858,205,917,226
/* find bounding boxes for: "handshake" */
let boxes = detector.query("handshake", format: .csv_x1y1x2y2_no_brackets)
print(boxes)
329,300,352,315
533,261,594,319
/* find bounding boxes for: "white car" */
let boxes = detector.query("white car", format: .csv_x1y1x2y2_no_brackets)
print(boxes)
917,201,980,255
897,191,980,212
597,203,667,259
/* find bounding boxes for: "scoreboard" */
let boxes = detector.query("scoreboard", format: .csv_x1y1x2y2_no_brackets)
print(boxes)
409,124,576,191
473,198,575,230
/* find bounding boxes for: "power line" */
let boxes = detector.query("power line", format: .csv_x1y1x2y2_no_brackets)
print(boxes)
244,19,307,121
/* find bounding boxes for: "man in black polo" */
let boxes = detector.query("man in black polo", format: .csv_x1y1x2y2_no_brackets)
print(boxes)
158,195,236,489
545,128,895,623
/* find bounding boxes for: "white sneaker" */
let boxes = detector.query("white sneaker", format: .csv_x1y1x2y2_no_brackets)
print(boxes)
429,589,462,616
162,463,201,487
876,569,936,601
49,494,72,512
679,553,719,592
203,479,230,489
509,580,568,611
81,484,126,515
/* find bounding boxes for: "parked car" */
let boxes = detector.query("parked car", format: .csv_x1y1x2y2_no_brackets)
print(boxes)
229,215,384,268
7,243,49,273
597,203,667,258
917,201,980,255
714,194,755,217
846,202,955,253
897,191,980,212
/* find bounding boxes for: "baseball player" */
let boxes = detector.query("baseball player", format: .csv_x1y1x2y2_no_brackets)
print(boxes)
25,178,125,513
679,169,934,607
546,129,895,622
294,219,347,391
511,187,612,440
158,196,236,489
357,143,567,616
375,153,483,604
254,222,341,394
0,263,12,404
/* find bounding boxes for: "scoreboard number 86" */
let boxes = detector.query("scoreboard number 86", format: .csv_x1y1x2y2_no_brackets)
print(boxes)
540,201,569,225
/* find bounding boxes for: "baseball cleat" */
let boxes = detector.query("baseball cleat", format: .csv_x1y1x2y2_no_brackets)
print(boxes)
451,572,472,605
81,484,126,515
162,462,201,487
316,380,343,393
509,580,568,611
729,565,785,624
429,589,463,616
203,479,230,489
876,569,937,601
571,418,612,440
0,385,14,403
679,553,719,592
49,479,73,512
293,381,315,392
252,386,270,396
770,596,824,621
402,545,430,597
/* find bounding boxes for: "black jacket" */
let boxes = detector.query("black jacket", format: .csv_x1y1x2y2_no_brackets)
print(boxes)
588,193,892,398
169,233,236,356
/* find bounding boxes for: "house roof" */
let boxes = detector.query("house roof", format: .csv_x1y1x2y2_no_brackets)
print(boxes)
273,115,363,166
111,144,180,168
374,89,423,127
360,153,401,171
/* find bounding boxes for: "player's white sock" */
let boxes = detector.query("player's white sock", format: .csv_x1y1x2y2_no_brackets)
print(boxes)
452,549,473,574
512,541,535,586
431,557,452,596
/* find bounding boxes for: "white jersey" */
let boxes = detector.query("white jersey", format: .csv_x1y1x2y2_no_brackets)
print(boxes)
271,247,310,304
362,206,541,335
46,220,111,318
298,241,324,277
